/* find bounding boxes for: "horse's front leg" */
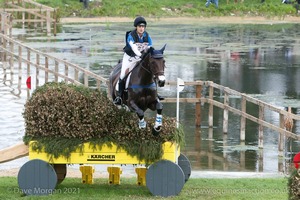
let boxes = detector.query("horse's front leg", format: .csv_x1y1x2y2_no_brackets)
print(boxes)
129,100,146,129
153,100,163,133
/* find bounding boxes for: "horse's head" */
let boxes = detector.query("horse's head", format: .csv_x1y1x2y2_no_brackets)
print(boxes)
148,44,166,87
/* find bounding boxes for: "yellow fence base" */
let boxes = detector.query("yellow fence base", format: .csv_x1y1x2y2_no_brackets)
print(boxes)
29,141,180,164
107,166,122,185
135,167,147,186
79,165,95,184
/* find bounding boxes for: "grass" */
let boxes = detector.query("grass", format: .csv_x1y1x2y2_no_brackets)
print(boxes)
1,0,297,19
0,176,289,200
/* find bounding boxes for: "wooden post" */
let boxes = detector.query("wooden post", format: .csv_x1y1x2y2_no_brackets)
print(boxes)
55,60,58,82
74,69,79,82
96,80,101,91
240,147,245,170
22,1,25,29
208,127,213,140
240,95,246,141
27,48,30,99
208,83,214,127
258,149,263,172
28,12,32,28
36,53,39,87
195,126,201,151
278,113,285,157
223,90,229,134
2,33,7,62
0,12,5,34
53,9,57,36
45,56,48,83
84,72,88,87
195,82,202,127
34,12,37,30
46,10,51,36
18,46,22,90
223,134,228,170
9,13,12,37
9,38,14,82
258,104,264,149
64,64,68,83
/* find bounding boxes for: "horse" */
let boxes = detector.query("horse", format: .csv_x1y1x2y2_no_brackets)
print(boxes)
109,45,166,135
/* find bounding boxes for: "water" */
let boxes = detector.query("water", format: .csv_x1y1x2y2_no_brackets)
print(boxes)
1,21,300,174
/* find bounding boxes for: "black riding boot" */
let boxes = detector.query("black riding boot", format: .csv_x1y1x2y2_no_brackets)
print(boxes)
114,78,125,105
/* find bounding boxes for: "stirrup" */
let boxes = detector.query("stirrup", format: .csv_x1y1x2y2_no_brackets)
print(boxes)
113,96,122,105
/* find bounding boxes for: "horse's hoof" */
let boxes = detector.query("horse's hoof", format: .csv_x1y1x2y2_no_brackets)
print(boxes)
152,126,161,136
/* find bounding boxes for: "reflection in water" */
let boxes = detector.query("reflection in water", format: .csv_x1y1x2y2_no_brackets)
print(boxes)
1,22,300,174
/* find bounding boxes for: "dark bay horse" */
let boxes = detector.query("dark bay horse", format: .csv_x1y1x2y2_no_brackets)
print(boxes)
109,45,166,135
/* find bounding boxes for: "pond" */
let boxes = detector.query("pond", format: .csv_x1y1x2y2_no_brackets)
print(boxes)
1,20,300,174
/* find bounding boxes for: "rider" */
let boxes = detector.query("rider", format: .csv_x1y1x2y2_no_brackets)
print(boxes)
113,16,153,105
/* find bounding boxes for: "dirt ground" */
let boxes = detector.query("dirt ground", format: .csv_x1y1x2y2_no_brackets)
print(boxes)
60,16,300,24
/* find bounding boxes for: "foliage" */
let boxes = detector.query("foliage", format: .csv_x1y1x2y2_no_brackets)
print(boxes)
288,169,300,200
23,82,185,164
31,0,299,18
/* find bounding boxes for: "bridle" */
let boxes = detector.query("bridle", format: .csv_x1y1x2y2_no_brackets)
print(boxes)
140,54,165,77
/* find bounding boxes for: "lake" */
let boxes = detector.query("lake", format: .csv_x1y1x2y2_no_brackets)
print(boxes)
1,19,300,174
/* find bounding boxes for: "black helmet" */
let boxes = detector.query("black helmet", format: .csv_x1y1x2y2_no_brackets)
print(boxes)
134,16,147,27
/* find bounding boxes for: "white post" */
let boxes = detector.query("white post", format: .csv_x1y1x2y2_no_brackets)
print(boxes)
176,79,180,128
176,78,185,128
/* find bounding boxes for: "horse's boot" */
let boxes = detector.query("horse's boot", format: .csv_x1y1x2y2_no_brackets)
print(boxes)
114,78,125,105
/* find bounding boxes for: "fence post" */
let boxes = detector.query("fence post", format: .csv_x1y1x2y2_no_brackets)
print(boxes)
22,1,25,29
27,48,30,98
9,13,12,37
208,82,214,127
45,56,48,83
223,90,229,134
36,53,40,87
278,114,285,157
46,10,51,36
2,34,7,62
74,69,79,82
64,64,68,83
96,80,101,91
9,37,14,82
1,12,5,34
240,95,246,141
84,72,88,87
18,45,22,90
53,9,57,36
195,81,202,127
54,61,59,82
258,104,264,149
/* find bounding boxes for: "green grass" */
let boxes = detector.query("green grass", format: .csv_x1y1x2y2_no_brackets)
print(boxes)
1,0,298,19
0,177,289,200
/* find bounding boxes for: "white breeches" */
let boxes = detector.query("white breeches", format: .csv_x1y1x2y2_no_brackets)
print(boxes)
120,53,141,80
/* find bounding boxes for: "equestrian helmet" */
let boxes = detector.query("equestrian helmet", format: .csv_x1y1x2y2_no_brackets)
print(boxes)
134,16,147,27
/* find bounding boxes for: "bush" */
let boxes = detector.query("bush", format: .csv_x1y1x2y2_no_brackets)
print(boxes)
23,82,184,163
